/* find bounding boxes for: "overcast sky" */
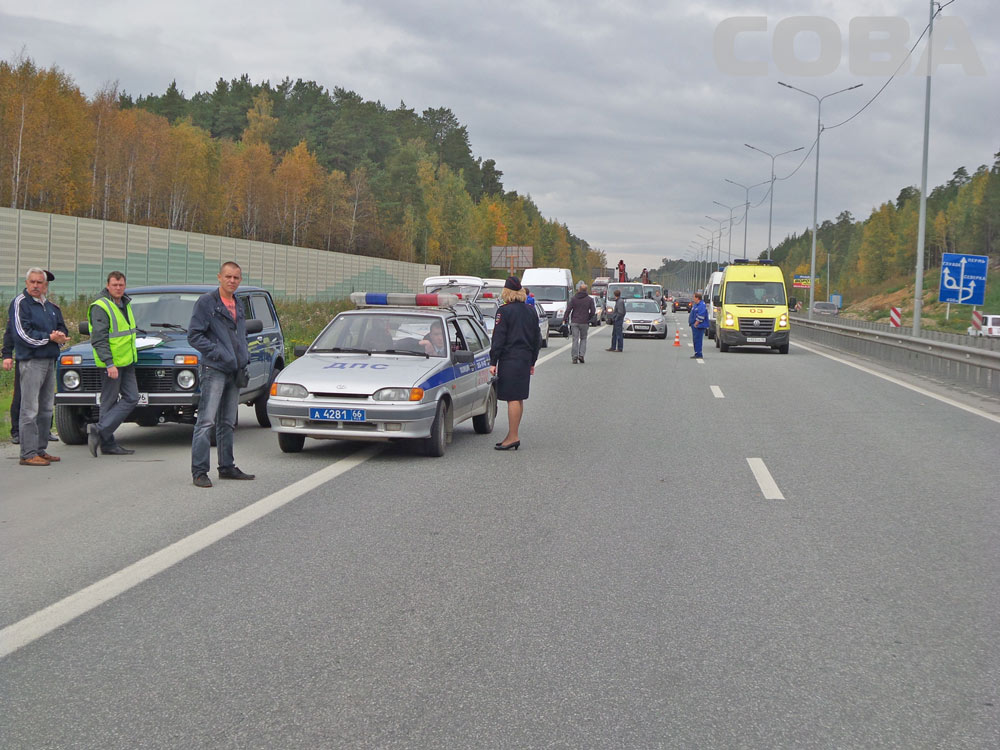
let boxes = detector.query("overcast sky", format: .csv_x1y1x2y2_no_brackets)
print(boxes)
2,0,997,274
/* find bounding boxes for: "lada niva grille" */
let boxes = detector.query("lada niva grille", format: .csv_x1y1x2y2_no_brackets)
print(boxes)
78,366,178,392
737,318,775,335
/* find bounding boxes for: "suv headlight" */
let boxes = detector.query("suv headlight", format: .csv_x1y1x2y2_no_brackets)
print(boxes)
778,313,788,327
373,387,424,402
62,370,80,389
271,383,308,398
725,313,734,326
176,369,196,390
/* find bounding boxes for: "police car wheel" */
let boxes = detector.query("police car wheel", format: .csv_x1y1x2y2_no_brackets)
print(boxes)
255,364,283,428
278,432,305,453
422,401,450,457
472,387,497,434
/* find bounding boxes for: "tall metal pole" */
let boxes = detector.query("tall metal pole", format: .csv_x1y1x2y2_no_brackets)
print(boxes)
714,201,739,263
724,179,769,260
745,144,804,259
913,0,935,336
779,81,862,318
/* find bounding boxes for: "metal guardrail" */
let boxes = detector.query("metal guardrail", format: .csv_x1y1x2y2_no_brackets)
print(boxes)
792,316,1000,396
798,314,1000,352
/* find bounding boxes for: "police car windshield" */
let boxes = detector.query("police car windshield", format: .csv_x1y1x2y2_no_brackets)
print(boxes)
313,313,447,357
529,286,568,301
625,300,659,313
128,293,202,329
474,300,498,315
725,282,786,305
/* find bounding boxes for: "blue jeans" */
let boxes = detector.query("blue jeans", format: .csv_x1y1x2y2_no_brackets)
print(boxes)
692,326,705,357
611,319,624,351
96,365,139,448
191,366,239,477
18,358,55,459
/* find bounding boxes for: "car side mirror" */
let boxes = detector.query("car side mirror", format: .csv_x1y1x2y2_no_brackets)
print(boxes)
712,296,720,307
788,297,797,309
452,349,474,364
79,321,90,336
293,345,309,357
246,319,263,334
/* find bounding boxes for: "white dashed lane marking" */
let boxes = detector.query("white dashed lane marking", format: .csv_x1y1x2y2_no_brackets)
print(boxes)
710,385,724,398
747,457,785,500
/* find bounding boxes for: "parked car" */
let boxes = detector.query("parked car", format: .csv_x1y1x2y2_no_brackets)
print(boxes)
54,285,284,444
812,301,839,316
588,295,603,326
622,298,669,339
267,292,496,457
475,298,500,336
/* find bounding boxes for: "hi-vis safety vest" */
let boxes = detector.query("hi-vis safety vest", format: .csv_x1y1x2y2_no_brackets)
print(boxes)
89,297,138,367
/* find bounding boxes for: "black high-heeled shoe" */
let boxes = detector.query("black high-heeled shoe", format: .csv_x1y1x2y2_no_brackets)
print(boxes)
494,440,520,451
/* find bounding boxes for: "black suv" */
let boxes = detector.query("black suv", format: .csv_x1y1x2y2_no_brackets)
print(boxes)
55,285,284,444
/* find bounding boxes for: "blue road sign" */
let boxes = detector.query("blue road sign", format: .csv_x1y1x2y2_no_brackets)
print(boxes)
939,253,988,306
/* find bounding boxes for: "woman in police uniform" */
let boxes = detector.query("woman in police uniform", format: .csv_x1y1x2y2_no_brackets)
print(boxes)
489,276,541,451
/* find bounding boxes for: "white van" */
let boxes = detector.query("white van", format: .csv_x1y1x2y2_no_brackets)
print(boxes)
521,267,573,336
703,270,724,339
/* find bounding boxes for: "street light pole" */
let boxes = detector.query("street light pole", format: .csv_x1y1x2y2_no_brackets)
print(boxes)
744,143,804,259
779,81,862,318
724,178,770,260
713,201,739,263
913,0,936,336
705,215,725,266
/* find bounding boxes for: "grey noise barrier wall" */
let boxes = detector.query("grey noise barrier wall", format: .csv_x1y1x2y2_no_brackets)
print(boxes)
0,207,439,304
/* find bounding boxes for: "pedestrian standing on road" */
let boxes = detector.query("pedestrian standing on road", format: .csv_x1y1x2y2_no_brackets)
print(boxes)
9,268,68,466
187,261,254,488
489,276,541,451
524,288,535,306
564,281,595,364
606,289,625,352
87,271,139,457
689,291,709,359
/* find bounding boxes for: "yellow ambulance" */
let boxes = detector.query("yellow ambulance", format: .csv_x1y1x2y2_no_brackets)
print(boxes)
712,259,791,354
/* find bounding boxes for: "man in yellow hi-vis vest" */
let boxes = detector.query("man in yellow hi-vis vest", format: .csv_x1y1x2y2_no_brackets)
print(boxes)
87,271,139,456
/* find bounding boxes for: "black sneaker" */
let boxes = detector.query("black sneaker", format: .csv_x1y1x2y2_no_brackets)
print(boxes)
218,466,255,480
193,473,213,488
10,434,18,445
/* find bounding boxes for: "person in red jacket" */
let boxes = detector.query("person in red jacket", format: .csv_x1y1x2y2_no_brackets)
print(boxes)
617,259,626,282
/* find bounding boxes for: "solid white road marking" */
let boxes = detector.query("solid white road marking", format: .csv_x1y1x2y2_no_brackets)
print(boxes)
710,385,724,398
792,341,1000,425
535,338,572,366
747,458,785,500
0,445,382,660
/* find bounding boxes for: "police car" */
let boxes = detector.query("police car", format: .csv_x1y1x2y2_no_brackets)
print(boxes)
266,292,497,457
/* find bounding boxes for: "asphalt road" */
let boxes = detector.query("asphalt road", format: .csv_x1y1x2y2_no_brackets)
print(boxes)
3,313,998,749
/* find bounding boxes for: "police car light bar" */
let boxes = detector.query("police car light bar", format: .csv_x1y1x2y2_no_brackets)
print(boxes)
350,292,461,307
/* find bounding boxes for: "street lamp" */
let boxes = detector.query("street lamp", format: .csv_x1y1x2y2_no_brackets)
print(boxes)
778,80,862,318
744,143,804,259
724,178,770,260
713,201,740,263
705,215,726,266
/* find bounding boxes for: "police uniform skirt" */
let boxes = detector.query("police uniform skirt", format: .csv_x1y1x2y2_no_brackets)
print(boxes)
495,353,532,401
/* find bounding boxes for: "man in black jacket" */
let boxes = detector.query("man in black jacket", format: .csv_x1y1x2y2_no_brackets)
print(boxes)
563,281,596,364
187,262,253,488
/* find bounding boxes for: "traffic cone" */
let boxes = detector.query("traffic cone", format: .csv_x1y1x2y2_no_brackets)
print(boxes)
673,330,681,347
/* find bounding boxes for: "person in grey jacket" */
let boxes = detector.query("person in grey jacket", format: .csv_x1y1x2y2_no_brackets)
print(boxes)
187,261,253,488
607,289,625,352
563,281,596,363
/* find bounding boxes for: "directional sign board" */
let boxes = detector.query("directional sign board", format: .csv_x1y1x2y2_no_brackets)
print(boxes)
938,253,988,306
793,274,811,289
491,246,533,270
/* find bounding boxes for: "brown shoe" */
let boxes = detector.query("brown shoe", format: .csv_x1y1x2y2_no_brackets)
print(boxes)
39,452,61,462
20,455,50,466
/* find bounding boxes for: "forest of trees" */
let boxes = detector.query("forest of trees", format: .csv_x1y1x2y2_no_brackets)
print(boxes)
0,56,605,279
654,152,1000,304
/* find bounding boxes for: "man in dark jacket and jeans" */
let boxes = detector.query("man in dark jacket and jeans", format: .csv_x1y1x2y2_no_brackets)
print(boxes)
563,281,596,363
187,261,254,488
